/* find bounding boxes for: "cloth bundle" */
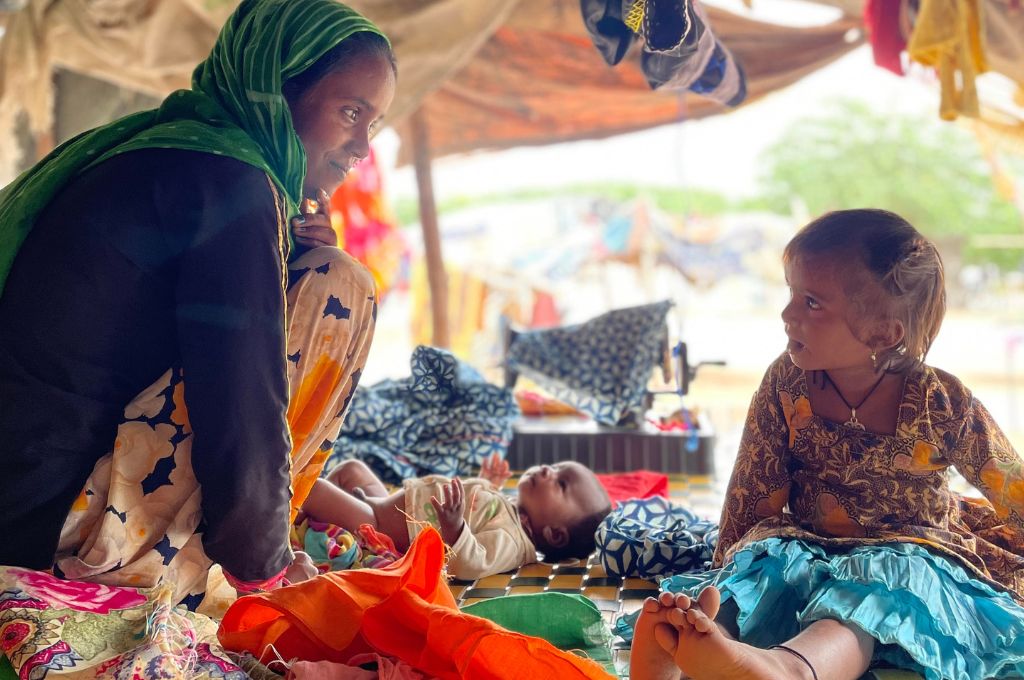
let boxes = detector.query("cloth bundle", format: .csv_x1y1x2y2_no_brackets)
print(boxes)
506,301,672,427
329,345,519,484
290,519,400,572
596,496,718,580
580,0,746,106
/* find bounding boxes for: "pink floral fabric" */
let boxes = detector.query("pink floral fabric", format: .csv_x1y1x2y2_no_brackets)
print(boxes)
0,567,247,679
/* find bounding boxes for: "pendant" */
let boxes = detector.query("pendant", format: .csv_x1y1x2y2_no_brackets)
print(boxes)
844,409,866,430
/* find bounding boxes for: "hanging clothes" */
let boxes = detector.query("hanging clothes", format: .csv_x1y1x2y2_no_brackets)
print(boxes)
330,148,407,302
864,0,907,75
908,0,986,120
580,0,747,106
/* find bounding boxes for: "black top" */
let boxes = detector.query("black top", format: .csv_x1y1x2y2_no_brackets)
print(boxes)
0,148,293,582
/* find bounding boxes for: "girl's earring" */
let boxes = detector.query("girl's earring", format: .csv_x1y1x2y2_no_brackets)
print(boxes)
871,352,878,371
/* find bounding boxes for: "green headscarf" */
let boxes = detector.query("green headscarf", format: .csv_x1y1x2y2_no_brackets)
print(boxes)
0,0,388,294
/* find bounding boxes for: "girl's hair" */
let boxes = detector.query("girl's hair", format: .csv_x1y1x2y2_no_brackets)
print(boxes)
282,31,396,105
783,209,946,373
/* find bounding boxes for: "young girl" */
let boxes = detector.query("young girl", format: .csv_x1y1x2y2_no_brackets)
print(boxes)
631,209,1024,680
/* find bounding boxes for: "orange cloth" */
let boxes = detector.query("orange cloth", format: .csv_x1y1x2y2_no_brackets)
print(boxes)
218,529,613,680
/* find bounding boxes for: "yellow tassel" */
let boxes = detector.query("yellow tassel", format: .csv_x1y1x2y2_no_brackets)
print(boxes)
624,0,644,33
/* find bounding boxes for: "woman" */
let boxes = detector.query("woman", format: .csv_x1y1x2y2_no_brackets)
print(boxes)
0,0,396,603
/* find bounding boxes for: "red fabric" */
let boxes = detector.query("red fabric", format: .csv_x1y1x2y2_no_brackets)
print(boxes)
530,292,561,328
595,470,669,506
864,0,906,75
218,529,612,680
329,148,407,299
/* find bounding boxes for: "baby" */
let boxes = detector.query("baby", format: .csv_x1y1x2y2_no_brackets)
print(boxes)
302,455,612,580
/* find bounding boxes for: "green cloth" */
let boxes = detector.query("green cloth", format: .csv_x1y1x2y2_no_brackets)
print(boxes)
462,592,614,672
0,655,13,680
0,0,387,294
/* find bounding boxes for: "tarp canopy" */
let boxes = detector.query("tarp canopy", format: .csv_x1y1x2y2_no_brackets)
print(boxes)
0,0,863,173
389,0,865,160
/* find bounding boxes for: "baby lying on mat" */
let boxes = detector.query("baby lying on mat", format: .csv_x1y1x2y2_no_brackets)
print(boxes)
302,455,611,580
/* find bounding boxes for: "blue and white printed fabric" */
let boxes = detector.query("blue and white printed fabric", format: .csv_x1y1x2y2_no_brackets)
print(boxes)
327,345,520,484
506,300,672,426
597,496,718,580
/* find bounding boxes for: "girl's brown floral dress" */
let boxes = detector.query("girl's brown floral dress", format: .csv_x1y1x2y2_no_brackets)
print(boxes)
715,353,1024,600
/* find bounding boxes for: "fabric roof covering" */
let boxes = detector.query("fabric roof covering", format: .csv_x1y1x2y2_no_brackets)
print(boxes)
395,0,863,161
0,0,862,176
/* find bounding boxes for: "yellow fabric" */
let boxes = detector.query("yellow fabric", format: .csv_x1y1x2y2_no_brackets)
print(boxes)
411,263,490,358
908,0,987,120
285,248,378,517
982,0,1024,92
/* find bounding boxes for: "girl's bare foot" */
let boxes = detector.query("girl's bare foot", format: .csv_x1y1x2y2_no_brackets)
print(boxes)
633,587,816,680
630,591,694,680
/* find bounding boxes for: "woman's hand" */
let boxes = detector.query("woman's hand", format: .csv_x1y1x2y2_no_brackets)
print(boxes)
430,477,466,545
291,188,337,250
283,550,318,585
480,453,511,489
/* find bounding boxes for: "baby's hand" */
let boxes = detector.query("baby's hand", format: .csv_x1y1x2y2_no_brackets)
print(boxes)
480,453,511,488
430,477,466,545
291,189,337,250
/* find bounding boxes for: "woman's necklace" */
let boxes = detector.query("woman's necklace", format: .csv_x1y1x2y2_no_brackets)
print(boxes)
821,371,887,430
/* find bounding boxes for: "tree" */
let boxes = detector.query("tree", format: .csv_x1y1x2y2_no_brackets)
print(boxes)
757,99,1023,268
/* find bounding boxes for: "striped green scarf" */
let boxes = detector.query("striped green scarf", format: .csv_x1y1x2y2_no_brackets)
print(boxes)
0,0,387,294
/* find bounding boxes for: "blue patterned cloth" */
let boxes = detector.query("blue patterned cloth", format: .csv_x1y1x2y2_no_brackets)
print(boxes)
597,497,718,580
327,346,520,484
618,538,1024,680
506,301,672,426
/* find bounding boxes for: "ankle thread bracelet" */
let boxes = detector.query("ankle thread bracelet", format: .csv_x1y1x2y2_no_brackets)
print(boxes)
770,644,818,680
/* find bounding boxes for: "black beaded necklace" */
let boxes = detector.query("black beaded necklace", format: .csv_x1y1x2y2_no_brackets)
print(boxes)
821,371,886,430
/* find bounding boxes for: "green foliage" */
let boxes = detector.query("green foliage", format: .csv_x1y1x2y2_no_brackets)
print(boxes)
756,99,1024,268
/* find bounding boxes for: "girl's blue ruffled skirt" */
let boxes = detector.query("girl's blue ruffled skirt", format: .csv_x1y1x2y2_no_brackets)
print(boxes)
633,538,1024,680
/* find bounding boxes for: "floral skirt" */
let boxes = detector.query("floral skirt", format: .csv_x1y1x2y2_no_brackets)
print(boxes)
52,247,376,607
661,538,1024,680
0,569,249,680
